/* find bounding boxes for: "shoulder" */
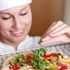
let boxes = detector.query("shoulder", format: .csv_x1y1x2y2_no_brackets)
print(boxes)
0,42,15,55
0,42,6,54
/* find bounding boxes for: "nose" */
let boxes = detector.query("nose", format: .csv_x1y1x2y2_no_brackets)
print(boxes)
12,16,22,29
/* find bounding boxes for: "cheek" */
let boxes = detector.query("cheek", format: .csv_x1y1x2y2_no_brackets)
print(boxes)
24,14,32,33
22,13,32,24
27,13,32,24
0,23,5,30
24,17,32,34
0,22,11,30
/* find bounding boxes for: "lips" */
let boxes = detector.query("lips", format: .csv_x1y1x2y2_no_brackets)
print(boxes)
11,29,24,37
13,29,23,34
11,24,27,36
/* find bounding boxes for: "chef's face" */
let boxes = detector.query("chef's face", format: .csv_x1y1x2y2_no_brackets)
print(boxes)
0,5,32,44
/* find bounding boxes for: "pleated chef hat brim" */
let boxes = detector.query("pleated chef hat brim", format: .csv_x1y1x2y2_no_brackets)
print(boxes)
0,0,32,11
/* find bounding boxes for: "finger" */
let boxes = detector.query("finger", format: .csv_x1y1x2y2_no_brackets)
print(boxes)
39,30,48,43
47,21,64,35
65,32,70,38
50,26,70,37
42,36,50,41
39,22,56,42
39,21,69,43
40,21,64,42
47,21,56,34
40,21,61,41
41,33,67,42
41,34,70,46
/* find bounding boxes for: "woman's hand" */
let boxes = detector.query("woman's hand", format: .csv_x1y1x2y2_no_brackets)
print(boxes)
40,21,70,46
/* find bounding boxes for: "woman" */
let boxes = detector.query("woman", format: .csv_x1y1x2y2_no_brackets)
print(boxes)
0,0,34,54
0,0,70,66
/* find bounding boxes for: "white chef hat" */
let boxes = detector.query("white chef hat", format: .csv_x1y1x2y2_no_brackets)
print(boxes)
0,0,32,11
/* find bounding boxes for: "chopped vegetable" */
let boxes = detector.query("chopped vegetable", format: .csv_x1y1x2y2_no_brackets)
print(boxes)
2,48,70,70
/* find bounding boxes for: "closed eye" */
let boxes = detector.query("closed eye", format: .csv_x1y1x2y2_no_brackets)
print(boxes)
2,16,11,20
20,12,27,16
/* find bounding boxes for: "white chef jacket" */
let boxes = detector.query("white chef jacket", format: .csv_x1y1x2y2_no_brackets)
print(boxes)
0,35,41,66
0,35,70,66
0,35,41,54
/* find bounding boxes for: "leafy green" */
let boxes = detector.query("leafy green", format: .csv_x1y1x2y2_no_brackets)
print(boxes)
31,48,51,70
9,54,24,66
34,48,46,56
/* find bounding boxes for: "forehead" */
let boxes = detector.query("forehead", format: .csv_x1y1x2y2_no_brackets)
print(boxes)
0,5,29,14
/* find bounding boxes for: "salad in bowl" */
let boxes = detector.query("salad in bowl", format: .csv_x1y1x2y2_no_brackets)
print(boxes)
1,48,70,70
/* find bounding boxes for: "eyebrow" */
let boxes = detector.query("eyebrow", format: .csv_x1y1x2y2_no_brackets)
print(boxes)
0,5,29,15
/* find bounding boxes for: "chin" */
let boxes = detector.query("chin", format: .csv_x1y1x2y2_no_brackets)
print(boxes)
13,35,26,43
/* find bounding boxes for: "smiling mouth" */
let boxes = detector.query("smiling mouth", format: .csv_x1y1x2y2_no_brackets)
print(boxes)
11,29,24,37
13,30,23,34
10,24,28,37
